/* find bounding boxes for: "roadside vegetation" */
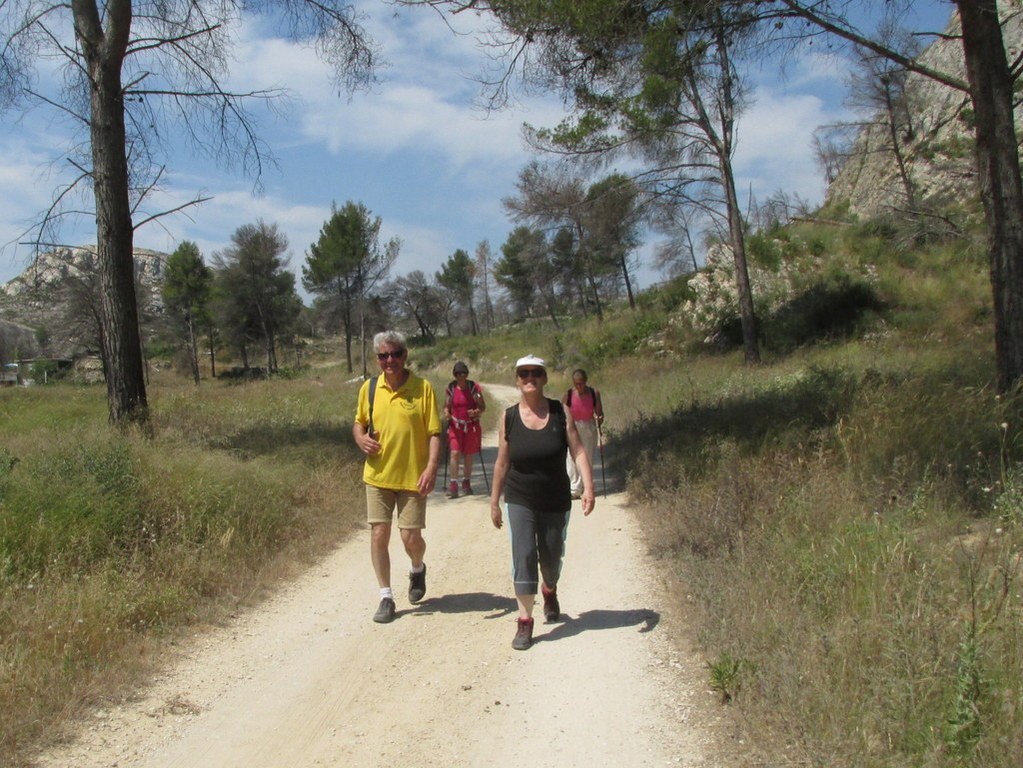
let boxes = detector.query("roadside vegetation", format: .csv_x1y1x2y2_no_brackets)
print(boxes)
604,222,1022,767
2,216,1021,767
0,366,366,766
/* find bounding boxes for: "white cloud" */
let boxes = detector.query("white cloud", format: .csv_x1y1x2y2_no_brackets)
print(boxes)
734,88,835,204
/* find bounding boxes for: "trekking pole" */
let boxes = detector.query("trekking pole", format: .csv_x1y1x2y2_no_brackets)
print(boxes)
478,443,490,493
597,423,607,498
442,419,449,493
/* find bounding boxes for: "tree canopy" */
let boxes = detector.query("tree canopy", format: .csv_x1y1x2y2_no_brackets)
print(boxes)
303,201,399,374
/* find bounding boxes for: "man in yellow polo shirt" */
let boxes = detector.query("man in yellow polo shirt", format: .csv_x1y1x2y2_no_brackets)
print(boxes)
353,330,442,624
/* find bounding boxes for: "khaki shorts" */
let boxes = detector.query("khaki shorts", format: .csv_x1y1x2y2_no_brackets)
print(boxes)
365,485,427,529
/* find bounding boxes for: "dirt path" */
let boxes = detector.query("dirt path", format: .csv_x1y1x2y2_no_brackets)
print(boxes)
33,385,730,768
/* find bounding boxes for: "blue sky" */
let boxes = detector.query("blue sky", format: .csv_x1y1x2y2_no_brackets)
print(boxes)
0,1,955,299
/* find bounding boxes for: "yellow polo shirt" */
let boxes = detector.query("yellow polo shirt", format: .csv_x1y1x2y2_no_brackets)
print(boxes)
355,371,441,491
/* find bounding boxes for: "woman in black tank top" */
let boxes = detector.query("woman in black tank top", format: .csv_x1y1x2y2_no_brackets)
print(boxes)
489,355,595,650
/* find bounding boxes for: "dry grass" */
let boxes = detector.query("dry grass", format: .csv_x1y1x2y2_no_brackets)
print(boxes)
605,340,1023,767
0,365,366,767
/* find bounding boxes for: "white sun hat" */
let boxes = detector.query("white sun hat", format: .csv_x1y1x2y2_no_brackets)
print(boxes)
514,354,546,371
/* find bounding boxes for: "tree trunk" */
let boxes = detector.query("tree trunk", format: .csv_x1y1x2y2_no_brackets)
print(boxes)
187,312,200,384
722,161,760,364
882,82,917,207
957,0,1023,392
265,335,276,375
468,295,479,335
207,328,217,378
708,20,759,365
618,253,636,309
342,301,354,374
75,0,149,426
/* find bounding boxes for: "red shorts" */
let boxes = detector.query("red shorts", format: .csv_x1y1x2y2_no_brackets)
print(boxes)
448,421,481,455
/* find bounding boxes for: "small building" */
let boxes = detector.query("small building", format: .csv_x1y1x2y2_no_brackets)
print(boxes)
0,359,73,386
1,362,19,386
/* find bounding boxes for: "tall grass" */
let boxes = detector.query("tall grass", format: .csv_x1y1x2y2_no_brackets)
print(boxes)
0,367,365,766
598,226,1022,766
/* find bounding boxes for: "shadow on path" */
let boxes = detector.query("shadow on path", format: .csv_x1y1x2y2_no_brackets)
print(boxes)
407,591,517,620
534,607,660,644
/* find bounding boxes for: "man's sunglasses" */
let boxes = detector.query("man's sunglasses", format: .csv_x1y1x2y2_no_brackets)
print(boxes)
377,350,405,360
516,368,545,379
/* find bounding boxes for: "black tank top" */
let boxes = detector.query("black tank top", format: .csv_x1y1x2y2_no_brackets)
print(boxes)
503,399,571,513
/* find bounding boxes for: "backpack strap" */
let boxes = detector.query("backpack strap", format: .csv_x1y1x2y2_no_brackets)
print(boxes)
367,375,378,436
550,398,568,442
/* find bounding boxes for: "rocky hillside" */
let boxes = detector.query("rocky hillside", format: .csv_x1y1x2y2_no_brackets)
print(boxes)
1,246,166,301
824,9,1023,219
0,246,168,360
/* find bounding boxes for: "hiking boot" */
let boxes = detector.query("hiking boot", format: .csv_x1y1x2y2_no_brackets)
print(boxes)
462,479,473,495
408,565,427,604
373,597,396,624
512,617,534,650
541,584,560,623
446,480,458,499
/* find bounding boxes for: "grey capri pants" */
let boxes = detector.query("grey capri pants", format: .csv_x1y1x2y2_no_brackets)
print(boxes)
507,502,571,596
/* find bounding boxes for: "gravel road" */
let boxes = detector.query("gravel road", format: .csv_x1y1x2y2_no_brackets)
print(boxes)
32,384,733,768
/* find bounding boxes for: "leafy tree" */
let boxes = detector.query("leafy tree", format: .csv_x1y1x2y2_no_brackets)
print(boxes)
506,163,643,320
503,4,760,358
550,226,585,316
505,163,605,320
584,173,642,309
302,201,399,373
162,241,213,384
386,271,444,343
494,226,543,320
214,221,301,375
0,1,376,424
437,248,479,335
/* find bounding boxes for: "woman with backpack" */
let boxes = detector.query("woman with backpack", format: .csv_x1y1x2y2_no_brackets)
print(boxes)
562,369,604,499
489,355,595,651
443,361,486,498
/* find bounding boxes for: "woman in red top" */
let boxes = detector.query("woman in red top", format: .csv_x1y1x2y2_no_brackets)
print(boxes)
444,361,486,498
562,369,604,498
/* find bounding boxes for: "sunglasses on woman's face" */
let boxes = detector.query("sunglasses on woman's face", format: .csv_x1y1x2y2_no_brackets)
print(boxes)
516,368,545,379
377,350,405,361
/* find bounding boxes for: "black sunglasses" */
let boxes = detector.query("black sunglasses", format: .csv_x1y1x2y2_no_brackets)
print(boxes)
377,350,406,361
516,368,545,379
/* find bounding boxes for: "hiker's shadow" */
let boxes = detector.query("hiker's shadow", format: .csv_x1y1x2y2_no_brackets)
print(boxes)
411,591,516,620
535,608,659,643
